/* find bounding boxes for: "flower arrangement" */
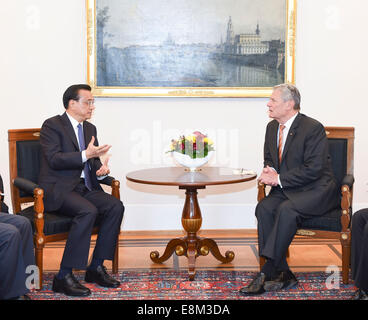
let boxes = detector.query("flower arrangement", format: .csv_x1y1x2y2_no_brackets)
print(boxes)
168,131,214,159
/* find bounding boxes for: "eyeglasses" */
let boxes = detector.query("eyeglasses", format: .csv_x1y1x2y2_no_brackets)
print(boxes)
77,98,95,107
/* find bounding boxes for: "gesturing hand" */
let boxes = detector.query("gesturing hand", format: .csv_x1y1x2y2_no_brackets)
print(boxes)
85,136,111,160
96,155,111,177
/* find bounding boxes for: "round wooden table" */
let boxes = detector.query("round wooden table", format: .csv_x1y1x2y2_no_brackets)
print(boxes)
126,166,257,280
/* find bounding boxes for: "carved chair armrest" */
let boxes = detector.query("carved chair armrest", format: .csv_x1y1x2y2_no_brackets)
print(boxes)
257,181,266,202
110,179,120,200
340,174,355,236
340,176,354,233
12,177,45,244
99,176,120,200
33,187,45,245
341,174,354,189
13,177,39,196
99,175,115,186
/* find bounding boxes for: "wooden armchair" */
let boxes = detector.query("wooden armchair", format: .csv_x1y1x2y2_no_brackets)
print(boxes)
8,128,121,289
257,127,354,284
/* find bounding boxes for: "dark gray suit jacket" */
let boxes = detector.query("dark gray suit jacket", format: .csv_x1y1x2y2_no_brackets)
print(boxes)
263,113,339,215
38,112,104,212
0,174,9,213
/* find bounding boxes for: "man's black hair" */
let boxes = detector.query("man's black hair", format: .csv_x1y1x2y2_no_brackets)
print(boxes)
62,84,92,109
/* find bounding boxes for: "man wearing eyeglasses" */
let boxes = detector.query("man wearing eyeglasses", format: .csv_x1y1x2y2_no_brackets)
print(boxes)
38,84,124,297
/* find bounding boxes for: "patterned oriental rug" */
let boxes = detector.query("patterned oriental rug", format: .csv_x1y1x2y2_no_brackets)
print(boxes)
28,270,357,300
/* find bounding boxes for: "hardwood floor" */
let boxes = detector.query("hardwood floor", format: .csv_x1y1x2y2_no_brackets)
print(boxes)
42,229,343,273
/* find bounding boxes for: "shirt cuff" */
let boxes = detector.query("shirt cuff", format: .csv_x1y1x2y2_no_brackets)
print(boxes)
81,150,87,163
269,167,282,188
278,175,283,188
97,175,107,180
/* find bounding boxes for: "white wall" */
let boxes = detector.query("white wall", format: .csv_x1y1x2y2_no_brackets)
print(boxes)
1,0,367,231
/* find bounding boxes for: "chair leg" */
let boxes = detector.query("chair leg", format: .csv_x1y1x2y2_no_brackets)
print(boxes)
259,256,266,271
341,243,350,285
35,246,44,290
112,236,119,274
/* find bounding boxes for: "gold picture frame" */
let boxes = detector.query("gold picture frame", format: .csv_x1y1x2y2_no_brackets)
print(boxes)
86,0,296,98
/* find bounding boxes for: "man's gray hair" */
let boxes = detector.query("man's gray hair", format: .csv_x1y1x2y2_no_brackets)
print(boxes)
273,83,301,110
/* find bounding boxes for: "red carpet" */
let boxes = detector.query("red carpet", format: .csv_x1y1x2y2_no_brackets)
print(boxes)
28,270,357,300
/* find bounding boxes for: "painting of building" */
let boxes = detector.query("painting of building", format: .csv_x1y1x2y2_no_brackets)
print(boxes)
89,0,295,96
225,17,269,55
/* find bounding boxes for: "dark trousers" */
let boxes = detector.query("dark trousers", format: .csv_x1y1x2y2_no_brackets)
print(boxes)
351,209,368,291
256,187,305,274
0,213,35,299
57,182,124,270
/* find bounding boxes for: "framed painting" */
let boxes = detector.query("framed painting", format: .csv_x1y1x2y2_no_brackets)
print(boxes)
86,0,296,97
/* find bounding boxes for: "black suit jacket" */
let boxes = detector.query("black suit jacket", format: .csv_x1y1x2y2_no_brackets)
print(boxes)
0,174,9,213
38,112,103,212
263,113,339,215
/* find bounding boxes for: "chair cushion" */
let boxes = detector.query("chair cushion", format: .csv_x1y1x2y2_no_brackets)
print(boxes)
19,206,73,236
299,208,342,232
18,206,100,236
328,138,347,186
16,140,41,197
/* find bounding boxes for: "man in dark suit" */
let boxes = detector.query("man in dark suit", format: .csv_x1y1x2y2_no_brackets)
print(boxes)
0,174,34,300
39,84,124,297
239,84,339,295
351,209,368,300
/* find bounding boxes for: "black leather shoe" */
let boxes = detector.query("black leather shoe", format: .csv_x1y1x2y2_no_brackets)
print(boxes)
352,289,368,300
52,273,91,297
239,272,267,296
264,270,298,292
85,265,120,288
360,290,368,300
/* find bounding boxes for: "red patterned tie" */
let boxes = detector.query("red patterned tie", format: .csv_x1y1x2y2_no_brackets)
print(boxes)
278,124,285,164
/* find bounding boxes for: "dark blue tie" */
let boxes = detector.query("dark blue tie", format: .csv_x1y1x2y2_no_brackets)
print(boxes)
77,123,92,191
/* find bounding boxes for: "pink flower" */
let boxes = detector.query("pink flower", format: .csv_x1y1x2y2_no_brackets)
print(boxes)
193,131,206,138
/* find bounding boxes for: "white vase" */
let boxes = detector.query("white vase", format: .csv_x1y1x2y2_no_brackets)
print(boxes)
172,151,214,171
